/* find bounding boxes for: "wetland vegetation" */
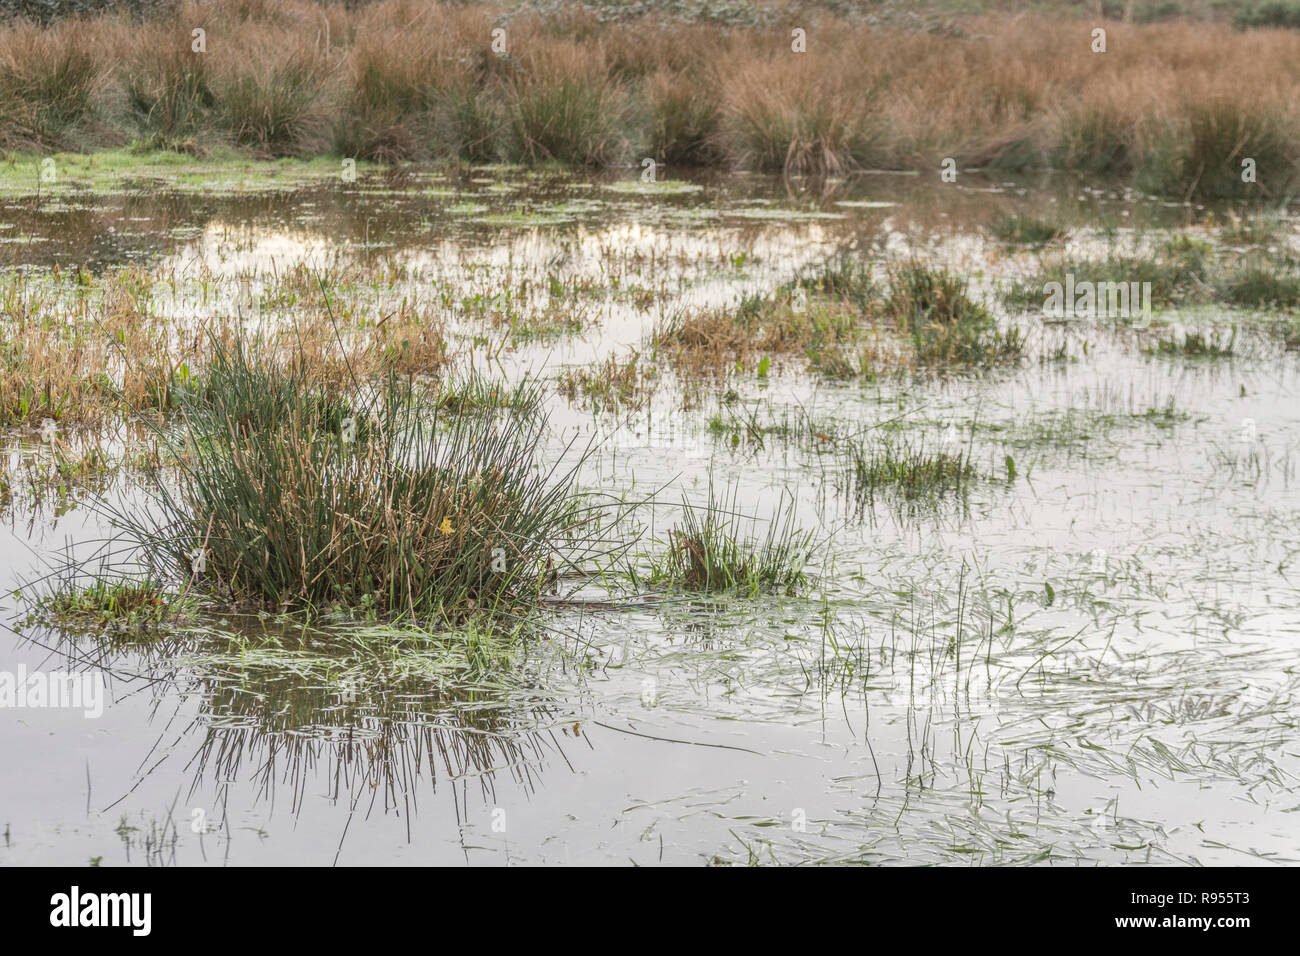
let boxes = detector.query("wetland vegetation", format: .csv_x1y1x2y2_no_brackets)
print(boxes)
0,0,1298,870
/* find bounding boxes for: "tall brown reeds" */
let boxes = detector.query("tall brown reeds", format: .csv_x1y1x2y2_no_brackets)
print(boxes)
0,1,1298,196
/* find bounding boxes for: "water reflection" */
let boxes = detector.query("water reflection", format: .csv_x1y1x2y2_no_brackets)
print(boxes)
28,617,579,858
1,168,1206,274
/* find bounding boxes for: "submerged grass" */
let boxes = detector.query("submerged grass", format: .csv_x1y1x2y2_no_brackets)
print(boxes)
846,433,980,505
655,257,1019,377
1143,326,1238,357
987,213,1066,246
0,265,451,429
433,369,543,416
557,351,652,414
1002,236,1300,325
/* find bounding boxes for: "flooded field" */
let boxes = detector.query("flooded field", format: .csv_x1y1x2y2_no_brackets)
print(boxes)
1,165,1298,866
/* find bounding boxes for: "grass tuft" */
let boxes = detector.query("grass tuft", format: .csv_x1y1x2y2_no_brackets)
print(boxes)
884,263,1022,366
846,433,978,505
108,338,600,625
648,481,813,597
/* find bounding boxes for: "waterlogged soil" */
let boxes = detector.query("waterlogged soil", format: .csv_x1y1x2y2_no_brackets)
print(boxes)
1,164,1298,865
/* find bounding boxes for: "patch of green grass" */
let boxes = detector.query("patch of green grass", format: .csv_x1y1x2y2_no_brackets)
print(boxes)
783,255,877,310
1144,325,1237,357
1233,0,1300,30
1216,213,1287,247
987,398,1192,453
706,405,845,451
647,481,814,597
884,263,1022,365
1216,265,1300,310
1052,104,1134,176
846,433,979,503
1136,99,1299,200
433,370,543,416
1002,237,1211,312
0,148,371,195
1279,315,1300,349
557,352,651,413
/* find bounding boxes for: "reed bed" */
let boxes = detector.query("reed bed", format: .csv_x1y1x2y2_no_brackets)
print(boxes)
0,1,1297,195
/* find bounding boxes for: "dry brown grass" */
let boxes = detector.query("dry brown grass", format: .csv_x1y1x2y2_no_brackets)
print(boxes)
0,264,450,430
1,3,1299,190
0,19,103,150
655,296,870,376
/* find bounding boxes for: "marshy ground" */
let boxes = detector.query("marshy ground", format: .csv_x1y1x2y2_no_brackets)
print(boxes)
1,0,1299,868
2,157,1297,866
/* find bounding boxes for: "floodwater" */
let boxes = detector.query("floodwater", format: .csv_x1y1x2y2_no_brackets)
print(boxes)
1,166,1297,865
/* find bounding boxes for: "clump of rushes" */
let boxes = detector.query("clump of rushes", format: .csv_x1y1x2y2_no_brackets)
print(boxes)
1051,101,1136,177
332,4,491,162
0,22,99,149
1001,237,1212,313
655,296,859,375
1136,97,1299,200
933,240,1300,336
655,258,873,375
110,340,600,625
649,482,814,597
125,34,215,153
987,213,1066,246
1281,316,1300,350
213,35,328,156
1234,1,1300,29
1216,265,1300,310
784,256,876,310
645,68,721,164
885,263,1022,365
846,433,978,504
719,52,885,175
434,369,542,416
503,42,629,166
557,351,651,413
